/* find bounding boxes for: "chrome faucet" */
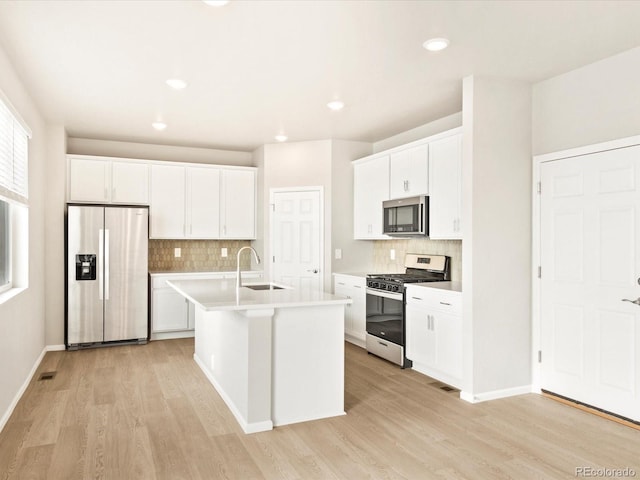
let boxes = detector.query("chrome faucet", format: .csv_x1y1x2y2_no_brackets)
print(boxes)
236,246,261,290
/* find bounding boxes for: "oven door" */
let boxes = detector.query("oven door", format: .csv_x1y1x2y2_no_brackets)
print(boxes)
366,288,404,345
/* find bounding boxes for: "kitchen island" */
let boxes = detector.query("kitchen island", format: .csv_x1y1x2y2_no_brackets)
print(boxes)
167,278,351,434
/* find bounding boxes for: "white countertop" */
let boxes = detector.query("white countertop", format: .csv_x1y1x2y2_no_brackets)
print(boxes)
167,278,352,311
149,270,262,277
405,281,462,293
332,272,369,279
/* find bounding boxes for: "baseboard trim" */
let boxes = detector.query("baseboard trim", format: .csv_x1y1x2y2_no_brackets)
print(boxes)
46,344,65,352
193,353,273,434
460,385,533,403
542,391,640,431
0,345,48,433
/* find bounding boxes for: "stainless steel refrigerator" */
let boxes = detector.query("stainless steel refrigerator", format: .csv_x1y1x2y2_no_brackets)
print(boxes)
66,205,148,349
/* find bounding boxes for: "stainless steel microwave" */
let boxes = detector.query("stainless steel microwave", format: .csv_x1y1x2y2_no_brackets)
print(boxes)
382,195,428,236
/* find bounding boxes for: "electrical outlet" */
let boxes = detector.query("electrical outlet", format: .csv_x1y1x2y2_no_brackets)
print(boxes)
221,248,228,258
174,247,181,258
390,249,395,260
335,248,342,260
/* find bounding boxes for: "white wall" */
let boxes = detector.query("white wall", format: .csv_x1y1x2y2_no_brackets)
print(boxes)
45,126,66,347
260,140,333,289
373,112,462,153
533,45,640,155
330,140,372,274
462,76,532,398
255,139,373,289
67,137,253,166
0,45,48,427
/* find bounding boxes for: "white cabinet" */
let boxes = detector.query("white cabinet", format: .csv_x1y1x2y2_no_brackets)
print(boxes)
111,161,149,204
150,164,186,238
68,156,149,204
405,285,462,389
333,274,367,346
428,134,462,239
220,168,256,239
152,287,194,333
186,167,220,238
151,271,263,340
70,156,256,239
150,165,256,240
389,144,429,199
68,157,110,203
353,155,390,240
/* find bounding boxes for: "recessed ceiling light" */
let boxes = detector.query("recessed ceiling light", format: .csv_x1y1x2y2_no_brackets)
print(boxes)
202,0,229,6
327,100,345,111
274,134,288,142
152,122,167,131
166,78,187,90
423,37,450,52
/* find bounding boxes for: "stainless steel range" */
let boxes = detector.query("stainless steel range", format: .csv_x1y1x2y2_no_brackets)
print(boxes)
366,253,450,368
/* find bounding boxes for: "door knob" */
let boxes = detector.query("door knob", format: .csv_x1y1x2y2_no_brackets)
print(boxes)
621,297,640,305
307,269,319,274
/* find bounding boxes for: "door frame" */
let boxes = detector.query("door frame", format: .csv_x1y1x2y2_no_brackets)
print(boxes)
269,186,325,292
531,133,640,392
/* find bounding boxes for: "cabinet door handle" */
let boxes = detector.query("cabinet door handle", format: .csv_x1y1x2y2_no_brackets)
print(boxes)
354,285,362,289
440,302,451,306
411,296,423,300
337,282,345,286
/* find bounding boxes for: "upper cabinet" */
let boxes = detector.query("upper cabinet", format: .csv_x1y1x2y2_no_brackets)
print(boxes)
150,164,256,240
68,155,256,240
111,161,149,204
352,127,462,241
220,168,256,239
389,144,429,199
149,164,187,238
353,155,390,240
68,156,149,205
186,167,220,238
428,134,462,240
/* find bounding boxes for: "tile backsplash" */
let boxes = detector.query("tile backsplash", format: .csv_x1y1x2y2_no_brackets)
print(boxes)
373,239,462,281
148,239,253,272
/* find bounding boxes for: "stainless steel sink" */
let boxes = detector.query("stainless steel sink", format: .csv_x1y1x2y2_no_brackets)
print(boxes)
244,284,285,291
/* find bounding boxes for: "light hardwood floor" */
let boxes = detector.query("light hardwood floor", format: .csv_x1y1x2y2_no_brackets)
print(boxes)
1,339,639,479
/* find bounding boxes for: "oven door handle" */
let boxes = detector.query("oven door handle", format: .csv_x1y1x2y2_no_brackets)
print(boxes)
366,288,403,301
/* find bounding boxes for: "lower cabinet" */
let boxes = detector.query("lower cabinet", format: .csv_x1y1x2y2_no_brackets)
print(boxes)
151,271,263,340
152,287,196,334
333,274,366,347
405,285,462,389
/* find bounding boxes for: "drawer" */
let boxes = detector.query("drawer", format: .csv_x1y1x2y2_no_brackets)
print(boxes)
334,275,366,289
405,287,461,314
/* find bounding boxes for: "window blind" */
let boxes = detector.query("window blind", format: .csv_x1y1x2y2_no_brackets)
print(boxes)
0,96,29,204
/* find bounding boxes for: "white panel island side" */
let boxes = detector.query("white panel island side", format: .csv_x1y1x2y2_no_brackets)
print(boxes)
166,278,351,434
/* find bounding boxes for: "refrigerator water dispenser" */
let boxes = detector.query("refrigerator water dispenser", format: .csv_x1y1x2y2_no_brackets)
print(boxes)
75,254,96,280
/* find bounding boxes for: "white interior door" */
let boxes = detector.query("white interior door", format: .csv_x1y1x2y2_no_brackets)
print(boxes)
271,188,322,292
540,145,640,421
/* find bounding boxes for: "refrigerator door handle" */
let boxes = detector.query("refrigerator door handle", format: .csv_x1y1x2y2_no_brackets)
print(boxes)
104,229,110,300
98,229,104,300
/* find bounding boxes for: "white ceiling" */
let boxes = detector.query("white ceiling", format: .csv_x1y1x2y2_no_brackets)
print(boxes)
1,0,640,152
